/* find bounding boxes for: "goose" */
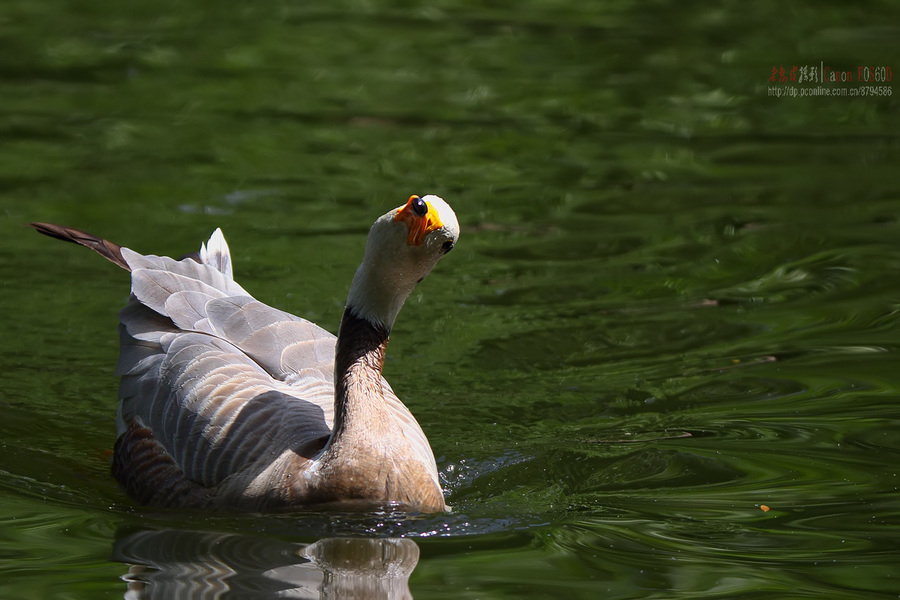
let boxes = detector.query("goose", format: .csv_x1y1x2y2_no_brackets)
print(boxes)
31,194,458,512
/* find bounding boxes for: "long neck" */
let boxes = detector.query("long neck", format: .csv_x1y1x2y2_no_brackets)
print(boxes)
330,307,392,444
307,306,447,511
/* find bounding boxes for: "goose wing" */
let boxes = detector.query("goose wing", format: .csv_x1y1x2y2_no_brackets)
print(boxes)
116,236,336,489
116,230,437,498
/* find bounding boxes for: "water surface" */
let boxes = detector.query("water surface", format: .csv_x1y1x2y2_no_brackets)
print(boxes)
1,1,899,598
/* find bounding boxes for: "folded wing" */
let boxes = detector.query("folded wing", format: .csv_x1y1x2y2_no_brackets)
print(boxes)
116,235,337,490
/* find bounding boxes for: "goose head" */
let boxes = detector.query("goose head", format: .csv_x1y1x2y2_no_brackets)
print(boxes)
346,194,459,331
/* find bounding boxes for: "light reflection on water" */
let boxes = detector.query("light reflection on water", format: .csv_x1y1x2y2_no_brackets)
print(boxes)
114,531,420,600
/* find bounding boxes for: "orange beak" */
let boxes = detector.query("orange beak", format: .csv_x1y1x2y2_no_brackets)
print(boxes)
393,195,444,246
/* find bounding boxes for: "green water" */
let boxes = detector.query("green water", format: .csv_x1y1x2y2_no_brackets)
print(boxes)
2,0,899,598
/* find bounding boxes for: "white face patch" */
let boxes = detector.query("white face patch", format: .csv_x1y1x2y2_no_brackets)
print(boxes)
345,196,458,331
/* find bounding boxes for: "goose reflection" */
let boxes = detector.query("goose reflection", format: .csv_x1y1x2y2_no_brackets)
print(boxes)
113,529,420,599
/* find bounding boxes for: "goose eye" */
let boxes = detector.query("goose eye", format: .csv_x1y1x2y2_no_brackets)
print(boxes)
441,240,454,254
411,195,428,217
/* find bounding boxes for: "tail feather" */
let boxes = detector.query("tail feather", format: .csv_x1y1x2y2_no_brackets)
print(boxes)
30,222,130,271
200,228,233,279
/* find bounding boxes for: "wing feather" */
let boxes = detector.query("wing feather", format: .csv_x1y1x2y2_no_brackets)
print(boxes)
113,228,438,500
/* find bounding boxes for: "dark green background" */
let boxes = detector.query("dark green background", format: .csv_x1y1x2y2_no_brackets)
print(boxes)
1,1,898,597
